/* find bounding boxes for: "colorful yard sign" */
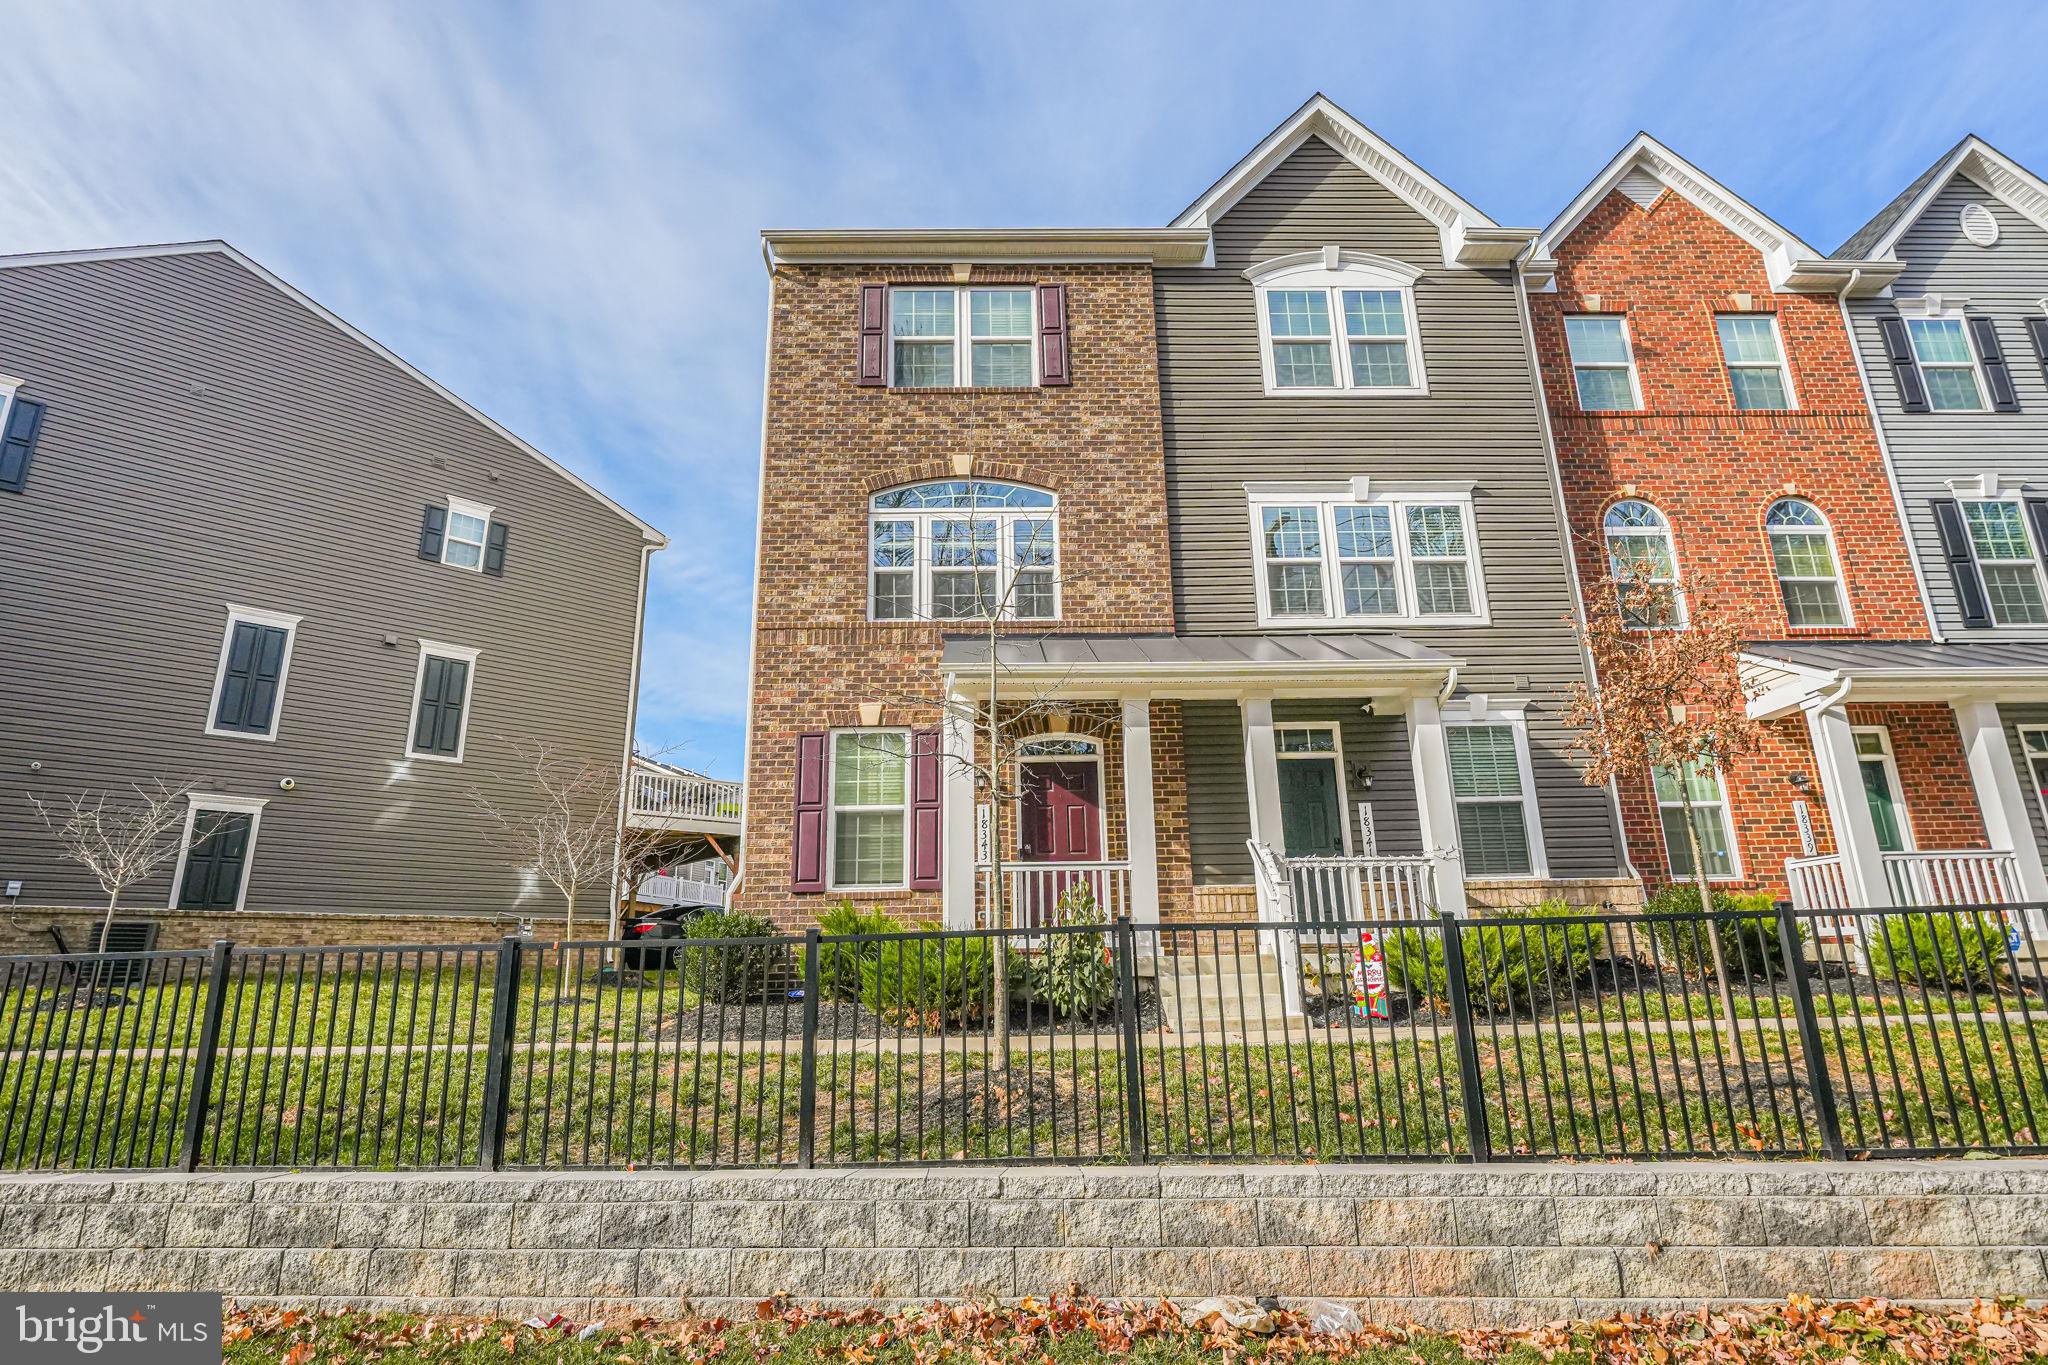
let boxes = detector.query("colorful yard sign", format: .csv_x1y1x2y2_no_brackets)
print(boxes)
1351,929,1389,1020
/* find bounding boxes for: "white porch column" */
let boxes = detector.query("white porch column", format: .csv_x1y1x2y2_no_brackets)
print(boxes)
1121,697,1160,924
1952,699,2048,903
941,695,978,929
1803,702,1889,908
1405,694,1468,915
1241,694,1285,853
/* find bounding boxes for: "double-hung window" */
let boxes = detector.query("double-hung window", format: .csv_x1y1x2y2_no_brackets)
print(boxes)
1716,315,1795,410
1445,722,1540,877
829,730,908,889
869,480,1058,621
1602,500,1684,629
1564,315,1641,411
1250,251,1426,395
407,640,480,762
1906,316,1987,411
889,287,1036,389
2020,728,2048,837
205,605,302,741
1764,498,1849,627
1652,759,1738,879
1247,485,1482,627
1962,499,2048,626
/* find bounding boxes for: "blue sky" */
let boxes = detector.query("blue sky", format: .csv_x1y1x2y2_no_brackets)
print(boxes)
4,1,2046,779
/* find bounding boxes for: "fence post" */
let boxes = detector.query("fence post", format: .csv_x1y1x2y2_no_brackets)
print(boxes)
1113,915,1150,1163
1775,900,1846,1161
478,935,522,1171
1436,911,1492,1163
177,939,234,1173
797,928,821,1169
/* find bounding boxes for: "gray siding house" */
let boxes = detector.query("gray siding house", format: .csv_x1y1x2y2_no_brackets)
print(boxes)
0,242,666,926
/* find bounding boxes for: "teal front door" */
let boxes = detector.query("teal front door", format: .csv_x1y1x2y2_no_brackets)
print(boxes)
1278,754,1346,922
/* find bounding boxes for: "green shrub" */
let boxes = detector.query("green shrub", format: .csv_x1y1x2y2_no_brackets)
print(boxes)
1867,910,2010,991
1642,884,1803,980
1022,883,1117,1020
817,900,897,1000
857,935,993,1028
680,910,780,1000
1381,901,1599,1015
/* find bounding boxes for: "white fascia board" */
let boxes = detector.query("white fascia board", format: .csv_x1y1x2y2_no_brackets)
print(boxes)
759,228,1211,268
1853,138,2048,264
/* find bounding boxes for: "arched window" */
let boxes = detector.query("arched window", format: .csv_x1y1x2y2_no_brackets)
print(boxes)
1764,499,1849,627
1603,500,1684,629
1248,249,1427,395
868,480,1058,622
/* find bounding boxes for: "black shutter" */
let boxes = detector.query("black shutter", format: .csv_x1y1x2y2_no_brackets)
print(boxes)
483,521,508,576
1878,316,1930,413
413,654,470,756
2027,317,2048,391
2028,499,2048,586
214,622,288,733
418,504,447,561
179,812,252,910
0,397,45,493
1932,498,1992,628
1969,317,2020,412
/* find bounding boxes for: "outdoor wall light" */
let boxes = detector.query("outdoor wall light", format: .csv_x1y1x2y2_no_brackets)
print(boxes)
1787,772,1812,793
1351,762,1374,791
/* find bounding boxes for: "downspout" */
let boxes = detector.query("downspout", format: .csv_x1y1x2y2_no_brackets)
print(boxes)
729,246,781,913
1435,664,1460,707
612,537,659,927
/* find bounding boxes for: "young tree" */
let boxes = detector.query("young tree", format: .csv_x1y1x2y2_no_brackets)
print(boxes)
1562,553,1767,1036
471,741,659,946
26,780,210,954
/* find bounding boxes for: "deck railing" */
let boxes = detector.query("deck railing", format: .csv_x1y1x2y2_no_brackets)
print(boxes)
1787,849,2024,919
976,861,1132,928
627,766,742,826
636,870,728,906
1249,841,1438,924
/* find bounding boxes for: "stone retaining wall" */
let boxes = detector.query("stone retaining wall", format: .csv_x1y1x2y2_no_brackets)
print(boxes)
2,1163,2043,1325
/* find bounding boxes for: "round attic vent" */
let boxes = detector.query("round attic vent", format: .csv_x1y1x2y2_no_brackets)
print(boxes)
1960,202,2000,247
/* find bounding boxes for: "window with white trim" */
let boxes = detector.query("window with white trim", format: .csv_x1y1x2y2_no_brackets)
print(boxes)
1444,722,1538,877
170,794,267,912
889,287,1035,389
1961,499,2048,626
2019,728,2048,841
869,480,1057,621
1247,486,1483,627
205,605,303,742
1602,500,1684,629
407,640,480,762
1716,314,1795,410
1652,759,1739,879
1564,315,1641,411
1852,727,1913,854
828,729,909,889
1249,251,1426,396
442,497,492,571
1764,499,1849,627
1906,315,1987,411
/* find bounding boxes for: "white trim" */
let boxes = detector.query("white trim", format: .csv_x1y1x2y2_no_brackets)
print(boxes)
1119,698,1160,925
441,495,495,572
0,373,21,434
1246,487,1488,629
1602,498,1687,629
761,227,1210,269
1716,312,1799,411
167,793,269,913
202,604,305,743
868,481,1060,624
1250,252,1429,398
2016,725,2048,855
1012,733,1109,863
0,240,666,545
1850,725,1916,852
1444,711,1548,880
1849,138,2048,265
1649,757,1744,882
1957,497,2048,628
1898,303,1993,414
885,285,1038,391
1271,722,1354,858
1563,314,1644,411
1764,498,1854,630
1953,701,2048,903
825,727,912,893
404,639,482,763
1836,292,1945,641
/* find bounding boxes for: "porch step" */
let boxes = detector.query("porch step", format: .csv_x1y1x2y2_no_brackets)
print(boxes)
1156,955,1297,1026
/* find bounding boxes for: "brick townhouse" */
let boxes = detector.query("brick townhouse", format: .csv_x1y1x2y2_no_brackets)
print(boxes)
741,95,1632,930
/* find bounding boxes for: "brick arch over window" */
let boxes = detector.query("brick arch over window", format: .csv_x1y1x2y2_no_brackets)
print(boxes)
861,460,1063,497
1602,497,1686,630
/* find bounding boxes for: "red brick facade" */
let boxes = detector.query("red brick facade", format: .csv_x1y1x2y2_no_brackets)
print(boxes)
1530,187,1981,895
739,264,1181,928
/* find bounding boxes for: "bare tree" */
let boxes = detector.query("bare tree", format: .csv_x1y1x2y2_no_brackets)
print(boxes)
26,780,210,953
472,741,623,945
1562,550,1767,1035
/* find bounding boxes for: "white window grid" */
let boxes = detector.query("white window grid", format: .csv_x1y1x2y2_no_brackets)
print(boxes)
1602,499,1686,630
1444,713,1546,879
1961,499,2048,627
442,496,493,572
868,509,1060,622
1564,314,1643,412
1650,759,1743,881
1763,499,1851,629
1905,312,1989,412
887,287,1038,389
1716,314,1797,411
1254,281,1426,396
1246,494,1485,628
826,728,911,892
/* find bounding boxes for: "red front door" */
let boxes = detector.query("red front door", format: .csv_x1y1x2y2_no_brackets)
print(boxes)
1019,761,1102,861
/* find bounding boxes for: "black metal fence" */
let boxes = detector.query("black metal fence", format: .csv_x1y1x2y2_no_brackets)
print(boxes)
3,904,2044,1171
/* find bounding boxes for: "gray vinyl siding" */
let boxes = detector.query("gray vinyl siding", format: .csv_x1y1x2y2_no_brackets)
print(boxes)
1156,135,1620,878
1847,177,2048,639
0,251,651,916
1182,698,1419,885
1999,704,2048,864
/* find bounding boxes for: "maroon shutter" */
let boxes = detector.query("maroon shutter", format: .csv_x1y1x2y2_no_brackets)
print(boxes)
791,732,828,891
907,727,943,890
857,285,888,386
1037,284,1070,386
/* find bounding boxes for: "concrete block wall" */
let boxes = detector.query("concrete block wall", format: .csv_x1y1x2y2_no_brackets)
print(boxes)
2,1163,2044,1325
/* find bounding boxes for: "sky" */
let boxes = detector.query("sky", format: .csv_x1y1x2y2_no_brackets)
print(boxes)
3,0,2046,780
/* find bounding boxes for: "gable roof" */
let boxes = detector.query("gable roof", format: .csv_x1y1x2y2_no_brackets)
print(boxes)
1534,132,1893,294
1832,135,2048,262
1171,94,1535,269
0,240,666,544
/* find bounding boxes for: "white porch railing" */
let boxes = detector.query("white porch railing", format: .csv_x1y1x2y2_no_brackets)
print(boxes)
628,765,743,828
1786,849,2024,926
637,868,728,907
1248,841,1439,924
976,861,1132,929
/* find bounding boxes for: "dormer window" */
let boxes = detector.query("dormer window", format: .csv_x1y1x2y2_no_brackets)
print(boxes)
1248,249,1427,396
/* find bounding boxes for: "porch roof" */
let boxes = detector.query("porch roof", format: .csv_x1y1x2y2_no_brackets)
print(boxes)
941,631,1459,697
1742,638,2048,717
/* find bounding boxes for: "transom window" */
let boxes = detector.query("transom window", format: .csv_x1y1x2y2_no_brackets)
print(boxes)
1445,722,1538,877
1564,316,1641,411
1764,499,1848,627
1250,252,1426,396
869,480,1058,621
1906,317,1986,411
1652,759,1738,879
829,730,908,890
889,287,1035,389
1248,488,1483,627
1602,500,1684,629
1961,499,2048,625
1716,315,1795,410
